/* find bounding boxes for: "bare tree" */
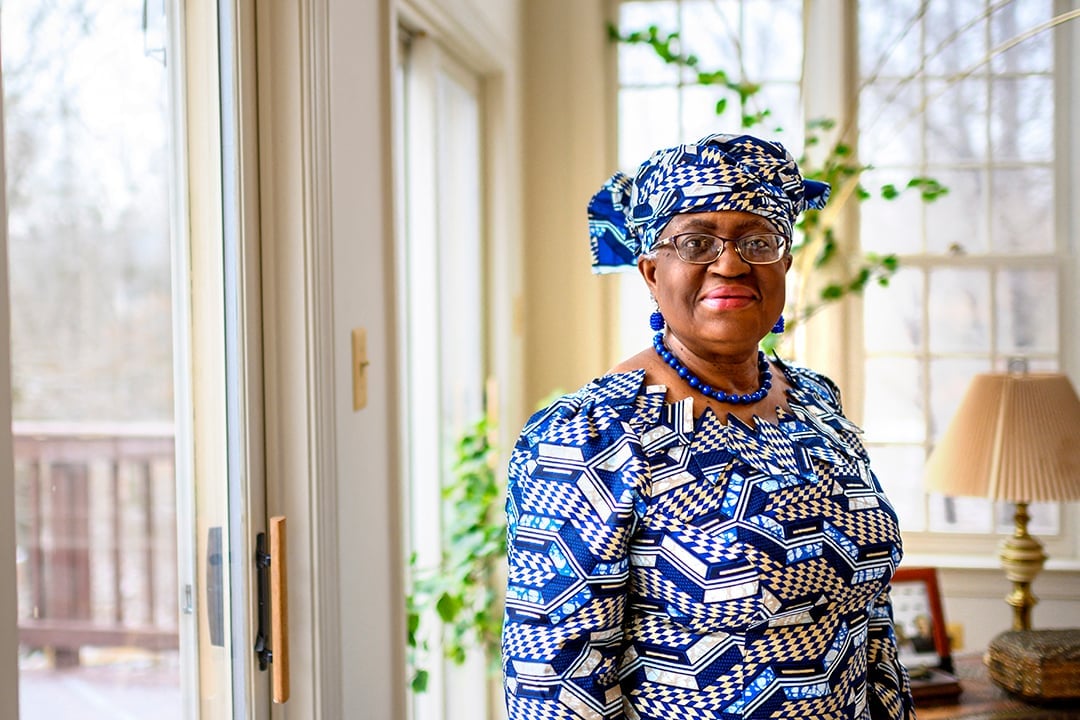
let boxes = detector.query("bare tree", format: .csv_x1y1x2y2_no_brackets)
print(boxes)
3,0,174,422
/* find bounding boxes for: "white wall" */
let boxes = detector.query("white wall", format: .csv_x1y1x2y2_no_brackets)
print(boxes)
939,568,1080,652
325,0,525,718
323,0,404,716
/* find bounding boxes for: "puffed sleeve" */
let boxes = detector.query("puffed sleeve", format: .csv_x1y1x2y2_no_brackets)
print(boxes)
866,586,917,720
501,387,649,720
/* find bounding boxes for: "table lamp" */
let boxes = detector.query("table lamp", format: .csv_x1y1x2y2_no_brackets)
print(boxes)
923,366,1080,631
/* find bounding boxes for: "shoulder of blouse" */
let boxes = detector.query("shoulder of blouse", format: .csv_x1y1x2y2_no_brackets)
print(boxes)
514,369,649,451
774,357,846,415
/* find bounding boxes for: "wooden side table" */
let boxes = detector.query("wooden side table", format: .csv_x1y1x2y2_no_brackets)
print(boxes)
916,653,1080,720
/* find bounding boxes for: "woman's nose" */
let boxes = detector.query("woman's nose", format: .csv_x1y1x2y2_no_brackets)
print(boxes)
709,240,751,275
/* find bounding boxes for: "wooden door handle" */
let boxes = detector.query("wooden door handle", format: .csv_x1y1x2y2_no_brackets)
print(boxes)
269,515,289,703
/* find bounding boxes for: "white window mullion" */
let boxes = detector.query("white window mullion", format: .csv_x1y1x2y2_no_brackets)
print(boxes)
801,0,862,398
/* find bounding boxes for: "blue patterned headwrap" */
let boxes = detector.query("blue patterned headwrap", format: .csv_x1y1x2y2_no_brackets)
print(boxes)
588,133,830,273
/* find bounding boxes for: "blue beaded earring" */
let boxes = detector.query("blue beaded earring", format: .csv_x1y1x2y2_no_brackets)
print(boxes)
771,315,785,334
649,307,665,332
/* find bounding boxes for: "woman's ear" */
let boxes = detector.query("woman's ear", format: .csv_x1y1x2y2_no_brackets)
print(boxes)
638,255,659,295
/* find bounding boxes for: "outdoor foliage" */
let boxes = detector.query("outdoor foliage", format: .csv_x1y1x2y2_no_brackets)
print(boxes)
406,415,506,693
3,0,174,422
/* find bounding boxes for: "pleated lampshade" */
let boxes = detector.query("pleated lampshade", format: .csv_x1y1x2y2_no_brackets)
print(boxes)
924,373,1080,502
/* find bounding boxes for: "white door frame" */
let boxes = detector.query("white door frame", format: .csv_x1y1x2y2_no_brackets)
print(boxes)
0,38,20,715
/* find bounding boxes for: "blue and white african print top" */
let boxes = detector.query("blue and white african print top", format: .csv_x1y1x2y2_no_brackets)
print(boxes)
501,364,916,720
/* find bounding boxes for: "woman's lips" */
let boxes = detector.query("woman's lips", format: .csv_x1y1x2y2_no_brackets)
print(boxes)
701,287,756,310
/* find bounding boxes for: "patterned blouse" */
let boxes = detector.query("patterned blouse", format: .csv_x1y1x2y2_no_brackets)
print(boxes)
501,363,916,720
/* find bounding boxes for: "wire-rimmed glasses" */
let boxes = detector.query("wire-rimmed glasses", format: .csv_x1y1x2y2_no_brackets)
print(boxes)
652,232,790,265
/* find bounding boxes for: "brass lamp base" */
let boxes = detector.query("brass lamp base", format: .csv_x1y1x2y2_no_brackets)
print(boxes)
998,502,1047,631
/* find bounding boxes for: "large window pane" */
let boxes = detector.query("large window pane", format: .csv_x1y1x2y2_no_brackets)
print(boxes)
4,1,181,716
990,0,1054,73
858,0,1063,546
682,84,736,140
990,77,1054,162
680,0,741,74
741,0,803,82
924,0,986,76
929,495,994,533
752,83,804,148
858,0,924,78
864,267,923,353
619,87,682,168
989,166,1054,253
995,267,1058,355
928,268,991,353
859,81,924,167
859,168,925,254
863,358,924,442
924,169,988,255
618,2,680,85
925,78,988,163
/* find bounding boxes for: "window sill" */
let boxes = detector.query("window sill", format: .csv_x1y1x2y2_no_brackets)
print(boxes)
902,553,1080,573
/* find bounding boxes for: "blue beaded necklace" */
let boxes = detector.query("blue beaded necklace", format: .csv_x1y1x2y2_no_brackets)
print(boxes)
652,332,772,405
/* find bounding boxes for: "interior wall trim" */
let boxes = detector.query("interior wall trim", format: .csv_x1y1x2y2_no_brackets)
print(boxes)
255,0,343,716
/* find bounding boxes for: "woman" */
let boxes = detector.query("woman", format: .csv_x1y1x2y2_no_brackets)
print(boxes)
501,133,915,720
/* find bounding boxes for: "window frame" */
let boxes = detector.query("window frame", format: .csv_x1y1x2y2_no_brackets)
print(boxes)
850,0,1080,564
611,0,1080,567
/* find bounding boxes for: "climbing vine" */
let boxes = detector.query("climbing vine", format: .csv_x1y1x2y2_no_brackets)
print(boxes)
608,24,948,351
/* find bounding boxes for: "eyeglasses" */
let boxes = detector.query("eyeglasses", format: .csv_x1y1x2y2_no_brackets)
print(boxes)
653,232,790,265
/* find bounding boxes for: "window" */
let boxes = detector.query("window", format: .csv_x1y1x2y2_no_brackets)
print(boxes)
2,2,183,714
857,1,1069,543
613,0,1078,559
615,0,805,358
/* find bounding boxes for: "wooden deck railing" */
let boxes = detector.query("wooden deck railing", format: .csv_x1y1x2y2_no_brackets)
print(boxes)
13,422,179,665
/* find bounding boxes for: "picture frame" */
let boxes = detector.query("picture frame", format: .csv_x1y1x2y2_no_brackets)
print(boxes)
891,566,953,674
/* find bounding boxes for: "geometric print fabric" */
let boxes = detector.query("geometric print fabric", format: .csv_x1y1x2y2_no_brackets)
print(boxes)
503,363,916,719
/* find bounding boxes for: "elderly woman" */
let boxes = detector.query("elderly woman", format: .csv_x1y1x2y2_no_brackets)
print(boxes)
500,133,915,720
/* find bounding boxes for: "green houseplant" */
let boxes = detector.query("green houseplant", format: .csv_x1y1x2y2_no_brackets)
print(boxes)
406,415,505,692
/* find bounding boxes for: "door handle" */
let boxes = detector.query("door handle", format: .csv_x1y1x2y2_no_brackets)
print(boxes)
255,516,290,703
207,527,225,646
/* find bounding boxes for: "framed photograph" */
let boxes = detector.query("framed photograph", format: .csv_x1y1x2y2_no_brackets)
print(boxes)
891,566,953,674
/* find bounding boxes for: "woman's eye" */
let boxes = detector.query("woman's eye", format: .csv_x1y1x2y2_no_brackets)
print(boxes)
681,235,710,250
743,237,768,251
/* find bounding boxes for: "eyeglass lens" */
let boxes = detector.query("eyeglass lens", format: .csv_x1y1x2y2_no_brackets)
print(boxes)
672,233,785,264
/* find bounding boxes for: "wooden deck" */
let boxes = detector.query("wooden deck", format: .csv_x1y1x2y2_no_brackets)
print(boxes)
13,422,180,667
19,648,180,720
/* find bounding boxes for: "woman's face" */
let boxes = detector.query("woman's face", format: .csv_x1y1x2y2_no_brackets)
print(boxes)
639,209,791,357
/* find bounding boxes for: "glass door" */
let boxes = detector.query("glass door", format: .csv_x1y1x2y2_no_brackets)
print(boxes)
0,1,268,717
397,31,490,720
